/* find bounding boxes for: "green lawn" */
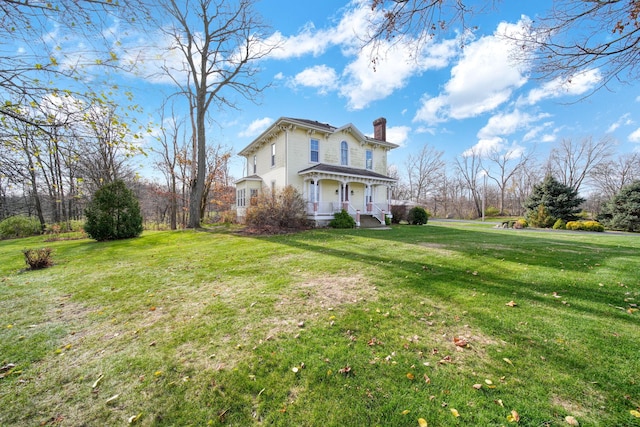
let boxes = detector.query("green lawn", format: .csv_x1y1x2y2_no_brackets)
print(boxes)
0,223,639,426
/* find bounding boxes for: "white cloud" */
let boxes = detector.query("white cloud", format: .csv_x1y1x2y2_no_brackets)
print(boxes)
464,137,505,157
606,113,633,133
386,125,411,147
340,37,458,110
413,19,529,125
291,65,338,94
629,128,640,143
477,110,545,140
239,117,273,138
523,68,602,105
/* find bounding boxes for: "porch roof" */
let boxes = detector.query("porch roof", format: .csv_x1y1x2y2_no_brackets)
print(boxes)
234,174,263,185
298,163,396,184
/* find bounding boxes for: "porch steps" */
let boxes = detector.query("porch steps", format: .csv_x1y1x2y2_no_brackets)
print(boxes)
359,214,385,228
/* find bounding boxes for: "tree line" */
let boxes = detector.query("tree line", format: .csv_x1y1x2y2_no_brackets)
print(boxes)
391,136,640,220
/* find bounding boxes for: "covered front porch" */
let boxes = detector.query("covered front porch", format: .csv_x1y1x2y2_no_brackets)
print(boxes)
298,164,396,227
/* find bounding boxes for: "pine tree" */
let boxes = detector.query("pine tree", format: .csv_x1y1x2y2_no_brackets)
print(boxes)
598,181,640,232
84,180,143,241
524,175,585,227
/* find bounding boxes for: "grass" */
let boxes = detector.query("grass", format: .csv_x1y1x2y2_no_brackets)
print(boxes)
0,222,639,426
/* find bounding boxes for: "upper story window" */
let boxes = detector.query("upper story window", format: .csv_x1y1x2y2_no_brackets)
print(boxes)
366,149,373,170
310,138,319,163
253,155,257,174
341,141,348,166
271,143,276,167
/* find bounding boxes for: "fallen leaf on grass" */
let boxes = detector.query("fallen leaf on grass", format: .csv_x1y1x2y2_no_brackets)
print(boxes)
450,408,460,417
406,372,415,380
495,399,504,407
338,366,353,376
418,418,428,427
105,394,119,405
128,413,142,424
91,374,104,389
507,410,520,422
506,301,518,307
565,415,580,425
453,337,468,347
401,409,410,415
630,410,640,418
503,358,514,366
473,384,482,390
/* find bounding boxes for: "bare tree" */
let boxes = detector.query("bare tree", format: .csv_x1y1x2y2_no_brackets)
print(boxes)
454,147,483,218
154,103,188,230
590,152,640,199
546,136,615,193
484,146,532,215
158,0,277,228
405,144,445,204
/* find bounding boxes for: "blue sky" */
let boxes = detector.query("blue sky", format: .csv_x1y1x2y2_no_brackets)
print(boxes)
25,0,640,183
220,0,639,180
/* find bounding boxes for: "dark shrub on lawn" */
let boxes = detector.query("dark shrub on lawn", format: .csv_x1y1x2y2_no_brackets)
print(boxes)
390,204,407,224
245,186,310,233
329,209,356,228
23,248,53,270
407,206,429,225
84,180,143,241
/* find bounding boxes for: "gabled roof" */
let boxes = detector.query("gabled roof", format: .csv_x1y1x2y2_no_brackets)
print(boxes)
298,163,396,183
238,117,398,156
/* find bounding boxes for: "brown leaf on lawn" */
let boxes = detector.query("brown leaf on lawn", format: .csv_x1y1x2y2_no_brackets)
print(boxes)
453,336,468,347
473,383,482,390
424,374,431,384
506,300,518,307
338,365,353,376
507,410,520,422
438,355,453,364
565,415,580,425
406,372,415,380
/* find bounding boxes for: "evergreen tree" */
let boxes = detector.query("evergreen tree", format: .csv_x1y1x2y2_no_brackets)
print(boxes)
598,181,640,232
84,180,143,241
524,175,585,227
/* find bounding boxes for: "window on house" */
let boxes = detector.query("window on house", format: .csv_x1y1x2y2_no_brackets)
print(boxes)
250,188,258,206
341,141,348,165
366,149,373,170
310,139,319,163
237,189,246,207
253,155,257,174
271,143,276,167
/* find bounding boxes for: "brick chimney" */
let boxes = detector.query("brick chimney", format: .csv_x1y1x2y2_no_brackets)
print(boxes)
373,117,386,141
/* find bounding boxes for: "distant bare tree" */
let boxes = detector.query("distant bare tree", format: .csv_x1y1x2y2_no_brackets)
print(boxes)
546,136,615,193
484,146,532,215
590,152,640,199
455,147,483,218
405,144,445,204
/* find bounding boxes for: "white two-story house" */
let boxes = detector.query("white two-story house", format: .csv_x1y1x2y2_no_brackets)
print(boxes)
235,117,398,226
